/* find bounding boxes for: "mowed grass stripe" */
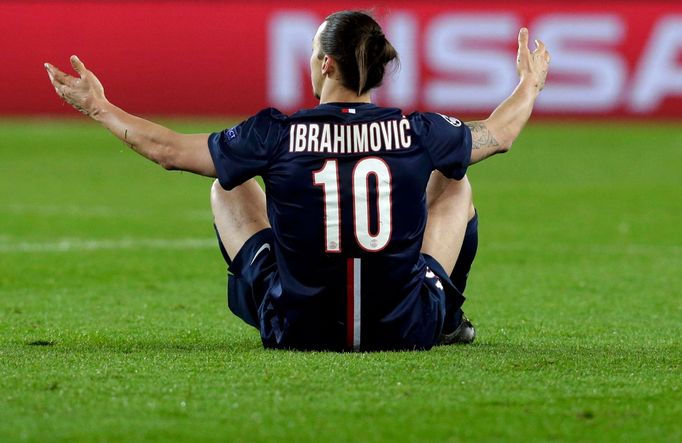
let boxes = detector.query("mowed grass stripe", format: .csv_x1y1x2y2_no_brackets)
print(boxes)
0,119,680,442
0,238,216,253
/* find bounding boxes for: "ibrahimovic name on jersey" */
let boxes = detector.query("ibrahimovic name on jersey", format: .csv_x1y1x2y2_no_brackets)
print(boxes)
289,119,412,155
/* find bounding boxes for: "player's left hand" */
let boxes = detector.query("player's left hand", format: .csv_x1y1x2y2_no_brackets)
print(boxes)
516,28,550,93
45,56,107,117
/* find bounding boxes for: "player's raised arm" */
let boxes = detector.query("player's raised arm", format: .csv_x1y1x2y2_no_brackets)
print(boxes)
466,28,550,165
45,56,216,177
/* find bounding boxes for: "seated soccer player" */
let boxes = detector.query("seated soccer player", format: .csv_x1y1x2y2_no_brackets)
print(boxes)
45,10,549,351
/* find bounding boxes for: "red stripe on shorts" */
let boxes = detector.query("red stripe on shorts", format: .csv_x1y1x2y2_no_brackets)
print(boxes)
346,257,354,350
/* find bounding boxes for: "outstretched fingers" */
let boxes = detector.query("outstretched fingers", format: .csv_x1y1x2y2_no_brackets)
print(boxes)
44,55,104,116
533,39,551,65
534,39,548,57
518,28,530,54
517,28,532,71
515,28,551,90
44,63,76,87
70,55,87,78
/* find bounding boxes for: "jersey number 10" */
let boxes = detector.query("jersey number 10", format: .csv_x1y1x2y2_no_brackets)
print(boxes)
313,158,392,253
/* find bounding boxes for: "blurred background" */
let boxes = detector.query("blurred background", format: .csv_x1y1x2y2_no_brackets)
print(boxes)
2,0,682,119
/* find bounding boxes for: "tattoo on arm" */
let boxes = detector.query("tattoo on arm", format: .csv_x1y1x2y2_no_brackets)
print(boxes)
466,121,500,150
124,128,133,149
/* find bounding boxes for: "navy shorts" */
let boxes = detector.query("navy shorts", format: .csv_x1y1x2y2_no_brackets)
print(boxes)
216,228,464,351
217,228,277,331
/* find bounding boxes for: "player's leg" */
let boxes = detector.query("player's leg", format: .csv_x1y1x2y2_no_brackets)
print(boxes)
442,203,478,339
450,207,478,294
210,179,270,261
422,172,472,273
422,172,477,344
211,179,273,329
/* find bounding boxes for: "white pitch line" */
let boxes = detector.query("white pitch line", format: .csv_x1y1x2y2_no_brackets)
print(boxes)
3,204,116,217
2,204,212,221
0,238,216,253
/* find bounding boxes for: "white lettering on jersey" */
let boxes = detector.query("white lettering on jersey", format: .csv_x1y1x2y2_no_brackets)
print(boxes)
289,124,307,152
308,124,319,152
333,124,345,153
369,123,382,152
320,124,332,153
399,119,411,148
354,124,368,153
290,119,412,155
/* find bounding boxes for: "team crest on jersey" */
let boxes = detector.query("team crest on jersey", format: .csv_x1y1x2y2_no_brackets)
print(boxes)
437,113,462,127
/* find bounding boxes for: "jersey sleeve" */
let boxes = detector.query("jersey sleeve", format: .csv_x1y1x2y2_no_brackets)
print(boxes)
411,112,472,180
208,108,286,190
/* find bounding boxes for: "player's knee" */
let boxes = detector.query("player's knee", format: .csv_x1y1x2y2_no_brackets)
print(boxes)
210,178,221,196
210,179,228,211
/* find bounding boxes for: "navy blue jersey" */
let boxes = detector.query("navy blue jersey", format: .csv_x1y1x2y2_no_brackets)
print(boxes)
208,103,471,350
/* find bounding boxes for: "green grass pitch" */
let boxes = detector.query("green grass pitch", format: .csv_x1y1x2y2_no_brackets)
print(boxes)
1,118,680,442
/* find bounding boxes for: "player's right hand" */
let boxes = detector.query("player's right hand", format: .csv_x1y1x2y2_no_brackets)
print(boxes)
516,28,550,93
45,56,107,117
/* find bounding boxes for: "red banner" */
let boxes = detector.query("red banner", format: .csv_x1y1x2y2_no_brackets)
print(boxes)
3,1,682,117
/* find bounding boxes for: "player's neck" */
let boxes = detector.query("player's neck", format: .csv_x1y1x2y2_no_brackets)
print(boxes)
318,80,372,105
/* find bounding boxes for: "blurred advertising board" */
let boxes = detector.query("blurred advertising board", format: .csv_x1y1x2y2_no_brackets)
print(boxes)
3,1,682,117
